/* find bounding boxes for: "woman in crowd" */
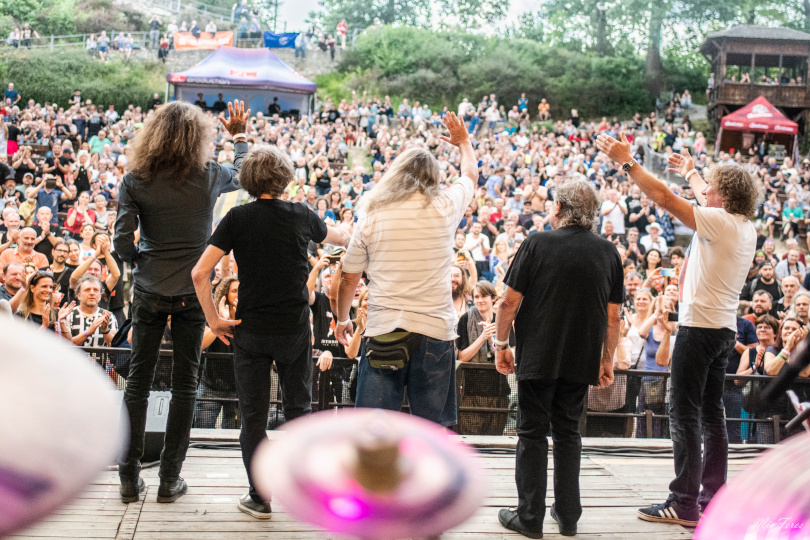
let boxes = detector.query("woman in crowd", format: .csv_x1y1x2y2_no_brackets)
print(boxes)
762,191,781,239
17,271,75,336
194,276,240,430
751,317,809,443
736,314,778,443
345,287,368,361
639,248,662,281
328,189,343,214
489,238,510,281
77,223,97,259
339,207,355,232
65,192,97,240
456,281,512,435
636,295,675,438
314,197,335,222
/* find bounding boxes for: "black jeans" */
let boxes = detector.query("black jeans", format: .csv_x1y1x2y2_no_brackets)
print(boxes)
119,288,205,480
668,326,735,509
515,378,588,531
233,327,313,504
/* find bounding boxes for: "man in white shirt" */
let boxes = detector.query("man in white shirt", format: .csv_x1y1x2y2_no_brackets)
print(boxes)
600,189,627,234
334,112,476,427
598,134,758,528
775,248,806,283
640,222,668,255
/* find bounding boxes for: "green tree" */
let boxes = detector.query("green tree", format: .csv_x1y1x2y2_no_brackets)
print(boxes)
436,0,510,30
313,0,432,33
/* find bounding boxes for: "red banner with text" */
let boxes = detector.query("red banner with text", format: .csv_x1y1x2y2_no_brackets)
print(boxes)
173,31,234,50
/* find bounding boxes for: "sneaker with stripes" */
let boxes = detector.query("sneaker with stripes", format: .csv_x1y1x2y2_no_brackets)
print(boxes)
637,499,699,527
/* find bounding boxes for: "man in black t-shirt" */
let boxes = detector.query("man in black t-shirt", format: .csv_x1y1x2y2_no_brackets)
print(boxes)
268,97,282,116
194,93,208,111
49,239,76,303
494,180,623,538
192,144,351,520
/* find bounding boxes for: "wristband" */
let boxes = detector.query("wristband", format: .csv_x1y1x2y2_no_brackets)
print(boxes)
233,134,247,142
493,338,509,347
84,329,91,337
781,349,791,358
684,169,699,182
337,317,352,326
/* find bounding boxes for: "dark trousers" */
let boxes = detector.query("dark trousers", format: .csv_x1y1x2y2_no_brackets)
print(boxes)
515,378,588,531
668,326,735,509
233,327,313,504
119,289,205,480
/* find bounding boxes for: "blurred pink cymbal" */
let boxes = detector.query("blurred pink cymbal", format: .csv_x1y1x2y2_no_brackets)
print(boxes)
252,409,486,539
0,318,125,536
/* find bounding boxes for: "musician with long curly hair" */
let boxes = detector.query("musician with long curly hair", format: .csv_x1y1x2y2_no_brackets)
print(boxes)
113,100,250,505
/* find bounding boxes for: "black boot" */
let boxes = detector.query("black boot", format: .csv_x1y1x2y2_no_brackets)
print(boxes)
156,477,187,503
120,477,145,503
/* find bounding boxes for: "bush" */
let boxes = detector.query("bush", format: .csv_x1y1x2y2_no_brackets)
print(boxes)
335,26,653,119
0,49,166,111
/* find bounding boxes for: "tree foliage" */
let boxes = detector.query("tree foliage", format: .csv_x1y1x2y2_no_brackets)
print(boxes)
0,49,165,111
336,26,661,119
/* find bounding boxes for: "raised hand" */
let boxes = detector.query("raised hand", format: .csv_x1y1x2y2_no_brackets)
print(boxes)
218,100,251,136
58,301,76,321
595,133,633,165
440,111,469,148
668,148,695,178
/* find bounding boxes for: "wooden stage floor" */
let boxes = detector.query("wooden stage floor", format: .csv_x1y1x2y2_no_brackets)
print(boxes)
10,433,766,540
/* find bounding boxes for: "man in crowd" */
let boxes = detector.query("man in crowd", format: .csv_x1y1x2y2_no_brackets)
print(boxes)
776,275,800,315
0,261,24,301
775,248,805,283
49,239,76,302
791,291,810,326
192,144,350,520
0,227,49,270
66,275,117,347
464,221,491,279
69,235,120,311
597,134,758,527
494,179,623,538
640,222,667,254
623,271,643,313
741,261,781,312
334,112,476,428
743,290,775,323
600,189,626,234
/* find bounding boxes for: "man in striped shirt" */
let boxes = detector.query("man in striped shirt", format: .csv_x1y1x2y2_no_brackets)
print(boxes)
335,111,477,426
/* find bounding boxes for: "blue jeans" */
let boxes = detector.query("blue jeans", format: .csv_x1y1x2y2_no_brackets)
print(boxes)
723,383,742,444
233,327,313,503
515,378,588,531
119,288,205,480
295,45,306,58
355,334,457,426
668,326,735,509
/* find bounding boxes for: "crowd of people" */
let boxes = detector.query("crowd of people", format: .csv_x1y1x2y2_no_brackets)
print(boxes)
0,79,808,448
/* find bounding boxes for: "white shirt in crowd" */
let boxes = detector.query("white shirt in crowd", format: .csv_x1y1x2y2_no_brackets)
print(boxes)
342,176,475,341
679,206,756,331
600,199,627,234
464,232,491,261
640,234,668,255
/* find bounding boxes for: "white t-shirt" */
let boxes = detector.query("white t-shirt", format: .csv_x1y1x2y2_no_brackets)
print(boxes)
640,234,668,255
600,200,626,234
342,176,475,341
679,206,756,331
464,233,491,261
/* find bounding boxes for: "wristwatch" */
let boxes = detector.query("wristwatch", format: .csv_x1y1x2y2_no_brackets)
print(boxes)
622,159,637,173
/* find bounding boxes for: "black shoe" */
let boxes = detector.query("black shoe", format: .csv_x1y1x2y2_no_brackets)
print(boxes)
550,503,577,536
498,508,543,539
237,493,272,519
638,499,699,527
119,477,145,503
156,477,187,503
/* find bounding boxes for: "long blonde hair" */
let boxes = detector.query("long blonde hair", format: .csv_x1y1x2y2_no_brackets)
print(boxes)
128,101,215,180
356,147,441,215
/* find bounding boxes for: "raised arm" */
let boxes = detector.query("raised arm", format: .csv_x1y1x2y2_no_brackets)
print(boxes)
596,133,697,231
215,101,252,193
441,112,477,181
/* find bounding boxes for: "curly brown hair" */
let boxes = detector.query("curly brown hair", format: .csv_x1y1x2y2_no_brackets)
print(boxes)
239,145,294,198
708,164,760,219
129,101,215,180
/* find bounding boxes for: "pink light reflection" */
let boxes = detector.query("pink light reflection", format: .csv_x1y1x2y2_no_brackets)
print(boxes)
327,496,367,521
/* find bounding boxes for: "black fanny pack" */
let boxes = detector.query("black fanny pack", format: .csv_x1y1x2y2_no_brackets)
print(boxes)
365,331,422,370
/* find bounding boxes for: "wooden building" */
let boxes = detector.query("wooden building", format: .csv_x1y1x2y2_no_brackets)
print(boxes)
702,25,810,134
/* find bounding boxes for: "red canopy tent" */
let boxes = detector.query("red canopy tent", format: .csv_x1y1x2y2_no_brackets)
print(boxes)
716,96,799,162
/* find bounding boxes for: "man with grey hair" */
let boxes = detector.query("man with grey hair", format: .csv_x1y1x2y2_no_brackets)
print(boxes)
597,134,758,527
494,179,623,538
790,290,810,325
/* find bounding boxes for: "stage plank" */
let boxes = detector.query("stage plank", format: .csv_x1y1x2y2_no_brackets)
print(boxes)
12,436,767,540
